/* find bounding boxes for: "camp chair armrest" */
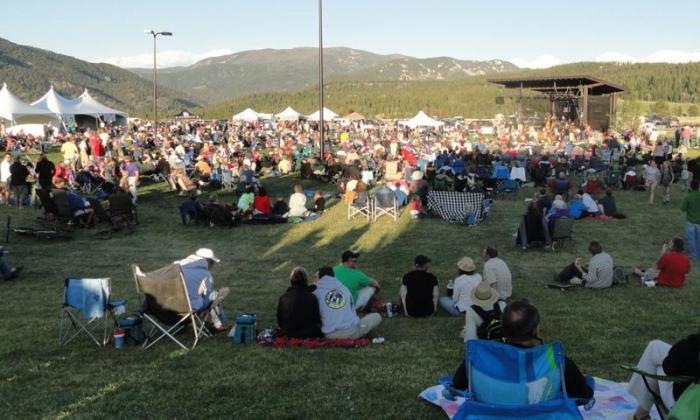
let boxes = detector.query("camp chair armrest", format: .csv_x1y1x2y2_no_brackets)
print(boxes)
109,300,128,308
620,364,697,383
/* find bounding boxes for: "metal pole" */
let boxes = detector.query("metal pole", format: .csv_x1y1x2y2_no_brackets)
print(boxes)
153,34,158,130
318,0,325,159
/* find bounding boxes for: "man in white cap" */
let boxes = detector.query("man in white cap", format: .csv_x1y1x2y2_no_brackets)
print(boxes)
175,248,229,331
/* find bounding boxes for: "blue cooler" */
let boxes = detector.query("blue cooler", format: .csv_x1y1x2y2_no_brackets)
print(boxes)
118,315,144,345
231,314,256,344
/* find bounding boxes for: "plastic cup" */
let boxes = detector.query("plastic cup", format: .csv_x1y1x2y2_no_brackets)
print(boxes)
113,328,126,349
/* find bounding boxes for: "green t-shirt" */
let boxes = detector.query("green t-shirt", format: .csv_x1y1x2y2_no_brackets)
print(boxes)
681,191,700,224
333,264,370,304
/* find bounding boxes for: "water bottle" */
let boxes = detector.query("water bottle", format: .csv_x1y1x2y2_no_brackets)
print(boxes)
385,302,393,318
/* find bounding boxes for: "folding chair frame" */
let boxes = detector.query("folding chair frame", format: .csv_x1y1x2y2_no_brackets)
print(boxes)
348,193,372,222
59,278,119,347
133,265,212,351
373,196,398,222
621,364,698,420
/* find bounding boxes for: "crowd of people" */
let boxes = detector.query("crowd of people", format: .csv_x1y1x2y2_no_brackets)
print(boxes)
1,113,699,416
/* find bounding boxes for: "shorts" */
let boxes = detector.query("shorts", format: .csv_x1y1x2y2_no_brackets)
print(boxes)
11,185,27,199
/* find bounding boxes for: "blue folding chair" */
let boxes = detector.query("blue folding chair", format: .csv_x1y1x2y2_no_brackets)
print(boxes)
59,278,126,346
440,340,591,419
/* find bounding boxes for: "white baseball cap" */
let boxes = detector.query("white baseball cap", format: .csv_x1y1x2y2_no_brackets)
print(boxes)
195,248,220,263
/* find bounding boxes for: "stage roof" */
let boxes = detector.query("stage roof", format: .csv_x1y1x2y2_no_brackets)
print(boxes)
488,75,626,95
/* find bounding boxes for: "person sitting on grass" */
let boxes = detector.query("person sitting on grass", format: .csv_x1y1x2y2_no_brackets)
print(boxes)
450,300,594,403
179,194,203,225
287,184,308,217
237,185,255,216
313,266,381,339
333,250,380,311
627,329,700,420
633,237,691,288
598,189,626,219
272,196,289,216
581,190,601,217
554,241,614,288
253,186,272,216
461,281,506,342
409,195,427,219
482,245,512,300
276,267,322,338
400,255,438,317
567,191,587,219
548,171,572,200
311,190,326,213
439,257,482,316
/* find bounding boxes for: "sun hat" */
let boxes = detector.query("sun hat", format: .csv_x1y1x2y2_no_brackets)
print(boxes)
411,170,423,181
457,257,476,272
471,281,500,311
195,248,220,263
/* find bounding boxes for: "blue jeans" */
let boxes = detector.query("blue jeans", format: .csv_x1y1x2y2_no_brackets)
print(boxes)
686,222,700,259
439,296,463,316
0,255,13,279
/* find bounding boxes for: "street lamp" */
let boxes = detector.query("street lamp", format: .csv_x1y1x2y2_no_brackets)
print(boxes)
144,29,172,130
318,0,325,159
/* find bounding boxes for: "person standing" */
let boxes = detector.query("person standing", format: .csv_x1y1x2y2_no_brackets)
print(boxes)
660,161,675,205
0,153,11,205
121,156,140,202
681,179,700,260
482,245,512,300
400,255,438,317
35,153,55,190
9,156,29,209
645,161,661,205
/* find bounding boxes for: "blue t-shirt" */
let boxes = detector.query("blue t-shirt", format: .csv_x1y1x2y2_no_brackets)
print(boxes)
569,200,585,219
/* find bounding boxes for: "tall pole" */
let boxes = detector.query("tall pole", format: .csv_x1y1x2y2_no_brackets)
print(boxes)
153,34,157,130
318,0,325,159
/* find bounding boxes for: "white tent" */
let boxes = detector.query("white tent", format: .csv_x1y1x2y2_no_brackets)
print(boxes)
0,83,56,124
232,108,260,122
76,89,127,121
276,106,303,121
31,85,82,121
307,107,338,121
399,111,444,129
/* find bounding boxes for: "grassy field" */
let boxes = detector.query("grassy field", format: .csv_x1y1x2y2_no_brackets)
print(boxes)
0,175,698,419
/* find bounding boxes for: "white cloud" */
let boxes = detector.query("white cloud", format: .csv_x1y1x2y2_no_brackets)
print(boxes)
510,54,562,69
596,50,700,64
94,49,233,68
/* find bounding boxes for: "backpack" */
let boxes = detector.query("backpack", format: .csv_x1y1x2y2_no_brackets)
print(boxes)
471,302,504,340
230,314,257,344
612,266,628,286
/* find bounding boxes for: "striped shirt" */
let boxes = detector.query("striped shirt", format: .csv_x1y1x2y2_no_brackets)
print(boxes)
583,252,614,289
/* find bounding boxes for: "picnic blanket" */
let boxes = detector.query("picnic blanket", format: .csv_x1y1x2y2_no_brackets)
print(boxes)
427,191,485,224
419,377,661,419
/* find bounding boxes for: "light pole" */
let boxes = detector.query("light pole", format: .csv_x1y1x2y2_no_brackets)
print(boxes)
318,0,325,159
144,29,172,130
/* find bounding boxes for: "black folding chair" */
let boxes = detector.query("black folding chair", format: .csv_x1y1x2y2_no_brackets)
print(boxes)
620,364,698,420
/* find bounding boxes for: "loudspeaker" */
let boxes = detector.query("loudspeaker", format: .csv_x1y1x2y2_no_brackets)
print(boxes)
495,96,505,105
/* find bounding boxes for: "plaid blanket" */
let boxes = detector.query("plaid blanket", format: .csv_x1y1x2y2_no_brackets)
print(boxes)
427,191,485,224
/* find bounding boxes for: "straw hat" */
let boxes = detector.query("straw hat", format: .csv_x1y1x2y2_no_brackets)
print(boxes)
457,257,476,272
471,282,499,311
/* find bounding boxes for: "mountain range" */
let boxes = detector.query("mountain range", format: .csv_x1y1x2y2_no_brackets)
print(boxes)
0,37,198,115
129,47,518,103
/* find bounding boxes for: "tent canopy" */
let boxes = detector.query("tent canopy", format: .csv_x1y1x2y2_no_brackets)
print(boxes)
77,89,127,119
31,85,82,118
276,106,303,121
0,83,57,124
308,107,338,121
399,111,444,129
232,108,260,122
343,112,365,121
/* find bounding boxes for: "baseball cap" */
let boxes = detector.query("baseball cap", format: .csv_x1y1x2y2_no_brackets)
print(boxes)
195,248,220,263
414,255,431,266
341,250,360,262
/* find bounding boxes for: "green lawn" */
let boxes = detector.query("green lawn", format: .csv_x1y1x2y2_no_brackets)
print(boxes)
0,176,698,419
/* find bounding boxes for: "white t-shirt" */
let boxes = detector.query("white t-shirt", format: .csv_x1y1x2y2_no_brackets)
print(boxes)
0,159,11,182
582,193,599,213
452,273,483,312
287,192,308,217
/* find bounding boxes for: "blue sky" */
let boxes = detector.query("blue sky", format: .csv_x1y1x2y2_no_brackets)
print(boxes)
2,0,699,68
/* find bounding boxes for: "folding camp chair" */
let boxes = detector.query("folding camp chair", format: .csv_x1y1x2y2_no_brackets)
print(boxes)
373,194,398,222
440,340,591,419
221,168,236,191
132,264,212,351
496,179,519,199
108,192,138,233
551,217,575,251
59,278,126,346
621,364,699,420
348,191,372,222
